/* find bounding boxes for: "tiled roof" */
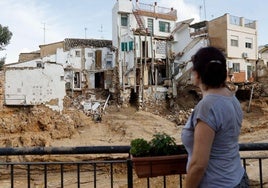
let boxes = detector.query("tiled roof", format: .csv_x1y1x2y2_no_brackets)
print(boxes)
64,38,112,50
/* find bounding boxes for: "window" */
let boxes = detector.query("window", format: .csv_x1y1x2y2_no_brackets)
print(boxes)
129,41,133,51
233,63,240,72
121,14,128,27
88,52,94,57
121,42,128,51
106,61,112,68
75,50,81,57
230,35,239,47
36,62,43,68
159,21,170,32
247,65,252,80
74,72,81,88
245,37,253,49
148,18,154,34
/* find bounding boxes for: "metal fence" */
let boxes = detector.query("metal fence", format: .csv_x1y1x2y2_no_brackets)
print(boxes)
0,143,267,188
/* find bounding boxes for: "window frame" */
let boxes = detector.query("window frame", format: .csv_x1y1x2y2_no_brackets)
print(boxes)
121,14,128,27
245,37,253,49
75,50,81,57
233,63,240,72
147,18,154,34
230,35,239,47
159,21,170,33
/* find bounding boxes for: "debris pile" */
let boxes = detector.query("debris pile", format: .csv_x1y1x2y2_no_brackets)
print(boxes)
0,105,80,148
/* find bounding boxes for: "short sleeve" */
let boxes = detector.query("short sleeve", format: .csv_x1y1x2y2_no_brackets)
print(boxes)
192,98,221,131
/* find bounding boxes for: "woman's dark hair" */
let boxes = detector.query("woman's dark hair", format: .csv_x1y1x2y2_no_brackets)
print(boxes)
192,46,227,88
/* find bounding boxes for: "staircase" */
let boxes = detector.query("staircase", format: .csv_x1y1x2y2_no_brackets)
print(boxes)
173,37,208,84
133,11,146,31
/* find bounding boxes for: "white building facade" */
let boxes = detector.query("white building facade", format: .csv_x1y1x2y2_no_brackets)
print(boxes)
4,39,115,111
112,0,178,89
5,62,65,111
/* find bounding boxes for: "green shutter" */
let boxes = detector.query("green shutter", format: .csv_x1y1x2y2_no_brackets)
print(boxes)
129,41,133,51
121,42,128,51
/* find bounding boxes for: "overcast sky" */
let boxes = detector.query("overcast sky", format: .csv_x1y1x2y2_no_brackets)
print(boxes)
1,0,267,64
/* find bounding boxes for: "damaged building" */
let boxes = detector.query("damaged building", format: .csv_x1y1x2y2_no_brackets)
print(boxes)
112,0,259,107
112,0,182,107
3,0,264,112
4,61,65,111
4,38,115,111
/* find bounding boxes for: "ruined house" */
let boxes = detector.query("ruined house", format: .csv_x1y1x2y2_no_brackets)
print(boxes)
112,0,259,107
3,0,261,111
4,61,65,111
4,38,115,111
112,0,181,106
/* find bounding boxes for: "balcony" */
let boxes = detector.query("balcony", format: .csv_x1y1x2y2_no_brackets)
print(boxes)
229,15,257,29
0,143,267,187
134,2,177,21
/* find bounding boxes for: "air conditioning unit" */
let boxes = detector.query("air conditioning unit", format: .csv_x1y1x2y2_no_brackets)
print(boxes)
242,52,248,58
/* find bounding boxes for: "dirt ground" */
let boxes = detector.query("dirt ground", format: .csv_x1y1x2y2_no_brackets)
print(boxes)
0,87,267,187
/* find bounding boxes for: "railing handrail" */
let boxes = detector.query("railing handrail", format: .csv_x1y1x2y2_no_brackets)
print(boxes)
0,143,267,156
0,145,131,156
239,143,268,151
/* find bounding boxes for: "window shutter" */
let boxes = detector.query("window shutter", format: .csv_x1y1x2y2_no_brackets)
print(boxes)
121,42,127,51
129,41,133,51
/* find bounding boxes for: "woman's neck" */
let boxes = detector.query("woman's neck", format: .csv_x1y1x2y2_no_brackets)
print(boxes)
201,86,232,97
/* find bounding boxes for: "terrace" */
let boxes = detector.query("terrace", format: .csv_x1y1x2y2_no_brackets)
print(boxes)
134,2,177,21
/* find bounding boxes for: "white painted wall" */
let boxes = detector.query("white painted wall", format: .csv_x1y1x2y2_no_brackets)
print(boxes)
174,38,208,81
7,59,42,67
172,21,193,55
5,62,65,111
112,0,178,86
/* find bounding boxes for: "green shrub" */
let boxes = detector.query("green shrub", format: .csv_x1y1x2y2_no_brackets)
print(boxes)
130,138,151,157
130,133,186,157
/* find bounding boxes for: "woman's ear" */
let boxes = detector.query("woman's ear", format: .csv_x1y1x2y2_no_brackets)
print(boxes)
191,70,199,86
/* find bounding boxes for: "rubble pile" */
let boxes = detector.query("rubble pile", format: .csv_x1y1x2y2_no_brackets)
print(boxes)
0,105,81,147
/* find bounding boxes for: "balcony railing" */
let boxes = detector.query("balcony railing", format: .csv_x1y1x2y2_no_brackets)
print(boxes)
0,143,267,188
134,2,177,21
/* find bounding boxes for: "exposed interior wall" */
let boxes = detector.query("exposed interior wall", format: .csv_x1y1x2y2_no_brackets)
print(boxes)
19,52,41,63
208,14,227,51
40,42,64,58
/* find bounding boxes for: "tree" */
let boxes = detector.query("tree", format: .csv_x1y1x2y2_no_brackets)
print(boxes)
0,24,12,51
0,24,12,69
0,57,5,70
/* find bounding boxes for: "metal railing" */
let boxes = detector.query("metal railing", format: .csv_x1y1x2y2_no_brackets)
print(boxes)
0,143,267,188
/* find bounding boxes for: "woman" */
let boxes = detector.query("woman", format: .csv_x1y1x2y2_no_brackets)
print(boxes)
181,47,249,187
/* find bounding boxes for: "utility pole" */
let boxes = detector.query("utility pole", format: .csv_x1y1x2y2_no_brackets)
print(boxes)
84,27,87,39
99,24,103,39
199,5,202,19
203,0,207,20
42,22,46,44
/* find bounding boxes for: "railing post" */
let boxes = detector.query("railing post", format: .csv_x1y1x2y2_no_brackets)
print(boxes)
127,159,133,188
